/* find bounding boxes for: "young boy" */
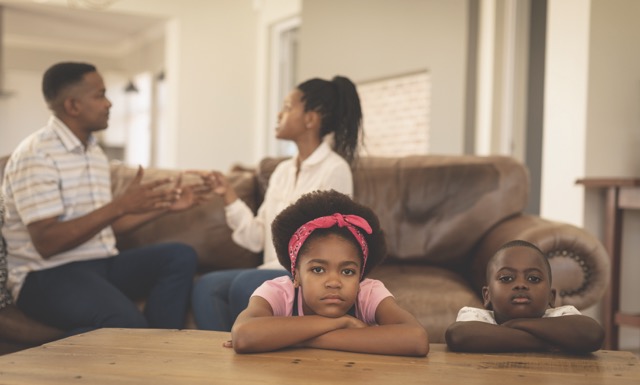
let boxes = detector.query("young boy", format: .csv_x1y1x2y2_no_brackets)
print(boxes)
445,240,604,353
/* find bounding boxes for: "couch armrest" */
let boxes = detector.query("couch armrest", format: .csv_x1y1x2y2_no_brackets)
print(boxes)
470,214,610,310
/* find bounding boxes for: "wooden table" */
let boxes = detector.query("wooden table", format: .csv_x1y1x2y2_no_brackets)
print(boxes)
576,178,640,350
0,328,638,384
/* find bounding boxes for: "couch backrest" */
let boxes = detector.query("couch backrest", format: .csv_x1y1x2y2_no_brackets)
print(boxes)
258,155,529,266
355,155,529,265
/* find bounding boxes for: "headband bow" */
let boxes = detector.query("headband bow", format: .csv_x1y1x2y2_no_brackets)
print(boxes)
288,213,372,279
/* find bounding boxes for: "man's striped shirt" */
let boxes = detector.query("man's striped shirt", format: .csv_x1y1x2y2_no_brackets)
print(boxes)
1,116,117,300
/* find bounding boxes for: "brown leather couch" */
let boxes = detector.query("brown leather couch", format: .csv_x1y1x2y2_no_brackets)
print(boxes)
112,154,610,342
0,154,610,350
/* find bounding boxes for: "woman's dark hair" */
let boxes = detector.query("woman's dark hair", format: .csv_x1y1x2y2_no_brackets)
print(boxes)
297,76,363,165
42,62,97,106
272,190,386,279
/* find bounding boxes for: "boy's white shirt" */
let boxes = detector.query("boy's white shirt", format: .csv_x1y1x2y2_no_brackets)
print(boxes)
455,305,581,324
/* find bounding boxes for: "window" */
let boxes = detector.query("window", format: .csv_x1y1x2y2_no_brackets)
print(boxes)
358,71,431,156
268,16,300,157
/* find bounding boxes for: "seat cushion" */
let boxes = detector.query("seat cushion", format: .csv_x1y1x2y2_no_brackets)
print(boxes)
368,263,483,343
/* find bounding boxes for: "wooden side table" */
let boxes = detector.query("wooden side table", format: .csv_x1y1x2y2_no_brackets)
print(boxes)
576,177,640,350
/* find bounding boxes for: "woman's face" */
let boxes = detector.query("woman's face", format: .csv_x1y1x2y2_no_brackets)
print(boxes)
275,88,308,141
294,233,362,318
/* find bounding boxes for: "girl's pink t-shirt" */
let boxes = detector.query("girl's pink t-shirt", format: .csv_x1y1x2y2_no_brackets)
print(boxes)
252,276,393,325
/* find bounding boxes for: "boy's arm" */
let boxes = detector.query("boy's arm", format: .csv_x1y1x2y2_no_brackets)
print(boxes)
230,296,358,354
503,315,604,353
302,297,429,357
445,321,551,352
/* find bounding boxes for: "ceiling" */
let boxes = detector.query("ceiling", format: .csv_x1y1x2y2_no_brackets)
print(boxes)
1,0,164,53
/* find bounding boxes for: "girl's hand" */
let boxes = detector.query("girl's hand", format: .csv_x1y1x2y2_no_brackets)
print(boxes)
342,315,367,329
222,340,233,349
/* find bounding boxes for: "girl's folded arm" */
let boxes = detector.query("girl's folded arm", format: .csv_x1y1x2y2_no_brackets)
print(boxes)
303,297,430,357
230,296,349,354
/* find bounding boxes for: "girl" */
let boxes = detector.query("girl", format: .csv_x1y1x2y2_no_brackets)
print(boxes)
192,76,362,331
229,190,429,357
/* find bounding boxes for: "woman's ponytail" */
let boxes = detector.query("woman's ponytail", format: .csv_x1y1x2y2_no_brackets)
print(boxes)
297,75,363,165
330,76,362,165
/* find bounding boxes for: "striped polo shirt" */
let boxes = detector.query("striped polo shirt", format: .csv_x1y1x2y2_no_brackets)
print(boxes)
1,116,118,300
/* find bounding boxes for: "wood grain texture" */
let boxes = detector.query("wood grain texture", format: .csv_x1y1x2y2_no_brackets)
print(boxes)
0,328,638,385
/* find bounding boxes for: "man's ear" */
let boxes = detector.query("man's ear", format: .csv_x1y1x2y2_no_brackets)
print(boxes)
482,286,492,310
548,287,557,308
62,97,79,116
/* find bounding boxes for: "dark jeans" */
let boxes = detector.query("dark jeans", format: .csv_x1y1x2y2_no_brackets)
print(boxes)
16,243,197,335
191,268,290,331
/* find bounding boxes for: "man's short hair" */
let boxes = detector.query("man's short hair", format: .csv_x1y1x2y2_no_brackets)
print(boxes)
42,62,96,105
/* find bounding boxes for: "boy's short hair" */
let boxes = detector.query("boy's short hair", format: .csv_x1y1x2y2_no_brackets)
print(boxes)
271,190,387,278
42,62,97,106
487,240,552,283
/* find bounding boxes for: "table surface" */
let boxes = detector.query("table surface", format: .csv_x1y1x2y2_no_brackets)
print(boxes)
0,328,639,385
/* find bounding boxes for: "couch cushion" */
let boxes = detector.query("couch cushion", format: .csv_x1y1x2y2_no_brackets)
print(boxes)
369,263,483,343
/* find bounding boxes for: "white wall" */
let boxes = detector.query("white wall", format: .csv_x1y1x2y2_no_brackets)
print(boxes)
129,2,258,170
0,47,121,156
543,0,640,351
586,0,640,177
253,0,302,162
0,69,49,156
1,0,259,172
541,0,590,227
585,0,640,351
298,0,469,155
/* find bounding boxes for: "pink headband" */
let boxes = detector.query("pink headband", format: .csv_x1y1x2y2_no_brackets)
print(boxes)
288,213,372,279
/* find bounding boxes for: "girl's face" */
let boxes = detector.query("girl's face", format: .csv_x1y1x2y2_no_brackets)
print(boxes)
275,89,308,141
294,233,362,318
482,246,556,324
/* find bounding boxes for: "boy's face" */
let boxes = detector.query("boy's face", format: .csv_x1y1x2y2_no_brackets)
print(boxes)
482,246,556,324
294,233,362,318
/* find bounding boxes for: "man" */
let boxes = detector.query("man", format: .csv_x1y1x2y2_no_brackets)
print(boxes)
1,62,200,336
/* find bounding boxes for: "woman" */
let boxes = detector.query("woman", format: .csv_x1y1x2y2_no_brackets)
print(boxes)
191,75,363,331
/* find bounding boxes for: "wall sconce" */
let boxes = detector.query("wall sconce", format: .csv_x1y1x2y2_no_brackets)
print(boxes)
124,80,139,93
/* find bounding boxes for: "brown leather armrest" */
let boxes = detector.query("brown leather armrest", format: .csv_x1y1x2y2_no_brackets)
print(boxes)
470,214,610,310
